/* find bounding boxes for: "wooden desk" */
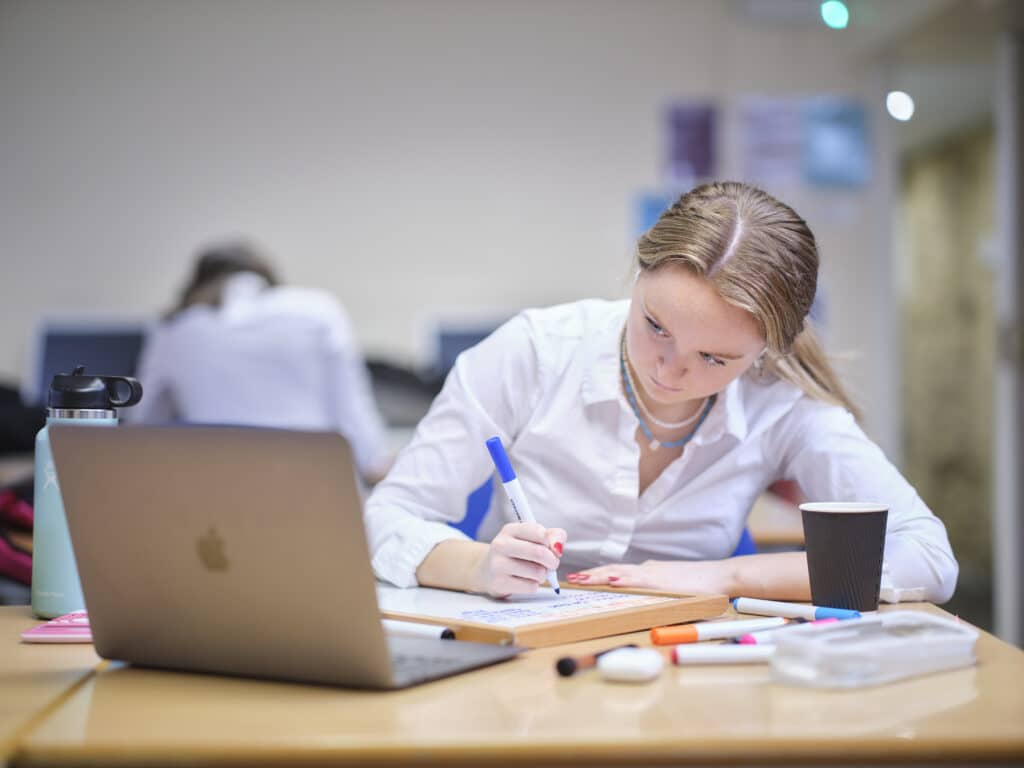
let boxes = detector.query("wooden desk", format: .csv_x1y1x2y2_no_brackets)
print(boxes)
0,608,100,766
747,492,804,548
8,604,1024,767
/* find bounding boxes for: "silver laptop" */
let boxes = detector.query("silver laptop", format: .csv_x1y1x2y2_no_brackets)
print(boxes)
49,425,520,688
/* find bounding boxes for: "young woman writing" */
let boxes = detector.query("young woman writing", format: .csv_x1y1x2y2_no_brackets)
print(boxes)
364,181,958,603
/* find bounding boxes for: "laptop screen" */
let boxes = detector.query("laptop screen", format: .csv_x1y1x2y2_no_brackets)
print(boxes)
23,319,151,406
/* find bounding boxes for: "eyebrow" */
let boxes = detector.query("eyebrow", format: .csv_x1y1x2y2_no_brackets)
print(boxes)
642,303,747,360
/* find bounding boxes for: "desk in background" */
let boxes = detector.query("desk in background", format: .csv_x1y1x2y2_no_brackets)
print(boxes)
0,609,99,766
5,603,1023,767
747,490,804,549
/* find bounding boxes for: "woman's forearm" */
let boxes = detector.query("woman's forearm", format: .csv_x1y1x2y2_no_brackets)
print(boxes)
723,551,811,600
414,538,490,593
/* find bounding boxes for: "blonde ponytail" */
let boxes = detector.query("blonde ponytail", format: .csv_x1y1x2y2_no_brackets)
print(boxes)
765,323,861,421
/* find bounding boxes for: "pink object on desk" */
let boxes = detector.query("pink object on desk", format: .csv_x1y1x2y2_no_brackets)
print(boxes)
20,610,92,643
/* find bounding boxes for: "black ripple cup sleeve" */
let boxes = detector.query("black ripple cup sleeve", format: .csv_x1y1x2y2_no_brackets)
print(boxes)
800,502,888,612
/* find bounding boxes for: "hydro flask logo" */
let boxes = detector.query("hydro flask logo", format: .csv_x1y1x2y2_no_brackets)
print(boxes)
197,527,230,572
43,461,57,491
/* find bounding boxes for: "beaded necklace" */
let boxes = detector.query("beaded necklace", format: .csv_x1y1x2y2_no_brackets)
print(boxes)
619,332,716,451
620,334,707,429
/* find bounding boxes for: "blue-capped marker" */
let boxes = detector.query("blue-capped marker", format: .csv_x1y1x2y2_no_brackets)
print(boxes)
732,597,861,621
485,436,561,595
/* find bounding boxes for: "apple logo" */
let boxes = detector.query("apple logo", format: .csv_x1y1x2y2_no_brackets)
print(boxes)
197,527,229,572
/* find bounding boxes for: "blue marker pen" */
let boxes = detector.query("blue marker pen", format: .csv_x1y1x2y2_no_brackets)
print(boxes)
485,436,561,595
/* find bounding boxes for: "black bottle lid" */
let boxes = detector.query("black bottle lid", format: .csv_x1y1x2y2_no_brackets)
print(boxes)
48,366,144,410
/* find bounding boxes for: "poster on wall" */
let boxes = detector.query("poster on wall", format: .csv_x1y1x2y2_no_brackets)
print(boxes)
739,97,804,187
803,98,870,187
739,96,870,188
665,103,716,186
633,192,674,239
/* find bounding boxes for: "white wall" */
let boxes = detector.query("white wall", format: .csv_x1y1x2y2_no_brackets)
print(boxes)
0,0,899,452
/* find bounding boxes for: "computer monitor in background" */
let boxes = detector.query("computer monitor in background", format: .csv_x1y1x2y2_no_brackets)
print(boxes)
429,311,511,378
437,327,500,376
22,318,152,407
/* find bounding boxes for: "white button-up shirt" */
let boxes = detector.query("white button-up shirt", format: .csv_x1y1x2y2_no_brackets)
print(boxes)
131,272,391,476
365,299,958,603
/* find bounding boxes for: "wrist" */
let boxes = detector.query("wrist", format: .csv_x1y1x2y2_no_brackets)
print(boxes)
722,558,747,598
415,539,490,593
466,541,491,594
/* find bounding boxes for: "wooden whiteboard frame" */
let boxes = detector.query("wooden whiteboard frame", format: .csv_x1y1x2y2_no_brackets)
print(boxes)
379,585,728,648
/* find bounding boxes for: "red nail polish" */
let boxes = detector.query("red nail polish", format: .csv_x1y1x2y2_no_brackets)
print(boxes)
608,576,620,582
578,574,590,580
553,542,563,556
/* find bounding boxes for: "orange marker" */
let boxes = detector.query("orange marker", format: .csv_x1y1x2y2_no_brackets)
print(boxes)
651,617,793,645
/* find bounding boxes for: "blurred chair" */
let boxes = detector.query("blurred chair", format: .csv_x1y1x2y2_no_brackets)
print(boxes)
731,527,758,557
449,476,494,540
450,477,758,557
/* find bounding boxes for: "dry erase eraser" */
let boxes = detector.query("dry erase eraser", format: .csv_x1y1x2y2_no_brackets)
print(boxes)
597,647,664,683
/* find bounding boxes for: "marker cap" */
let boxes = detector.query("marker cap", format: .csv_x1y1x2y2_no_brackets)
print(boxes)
650,625,699,645
814,607,861,620
486,437,516,482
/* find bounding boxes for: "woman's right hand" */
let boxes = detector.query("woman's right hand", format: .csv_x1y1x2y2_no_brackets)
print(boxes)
473,522,567,598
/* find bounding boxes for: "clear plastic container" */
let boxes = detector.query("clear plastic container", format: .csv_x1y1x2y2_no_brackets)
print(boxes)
771,610,978,689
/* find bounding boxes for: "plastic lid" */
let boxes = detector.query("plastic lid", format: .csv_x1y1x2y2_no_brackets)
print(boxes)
48,366,144,410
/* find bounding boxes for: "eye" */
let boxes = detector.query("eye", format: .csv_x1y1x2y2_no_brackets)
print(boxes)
644,314,668,337
700,352,727,368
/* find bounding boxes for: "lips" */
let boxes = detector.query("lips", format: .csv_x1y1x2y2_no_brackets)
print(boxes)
650,375,684,394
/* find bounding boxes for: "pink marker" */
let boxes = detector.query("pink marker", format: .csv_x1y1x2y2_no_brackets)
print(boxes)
736,617,839,645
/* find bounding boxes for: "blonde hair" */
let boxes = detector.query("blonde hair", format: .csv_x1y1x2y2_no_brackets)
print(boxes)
636,181,860,420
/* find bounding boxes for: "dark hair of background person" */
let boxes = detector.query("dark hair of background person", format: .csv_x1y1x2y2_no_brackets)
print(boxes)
166,241,281,320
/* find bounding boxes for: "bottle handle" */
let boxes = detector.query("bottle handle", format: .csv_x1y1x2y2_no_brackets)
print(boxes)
101,376,144,408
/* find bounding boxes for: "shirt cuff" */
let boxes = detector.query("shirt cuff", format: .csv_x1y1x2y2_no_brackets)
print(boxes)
371,517,471,588
878,560,927,603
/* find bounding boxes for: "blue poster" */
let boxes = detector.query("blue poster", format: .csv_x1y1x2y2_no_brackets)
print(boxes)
634,192,675,238
803,99,870,187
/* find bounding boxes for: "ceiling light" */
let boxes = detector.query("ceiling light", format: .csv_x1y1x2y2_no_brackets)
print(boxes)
820,1,849,29
886,91,915,122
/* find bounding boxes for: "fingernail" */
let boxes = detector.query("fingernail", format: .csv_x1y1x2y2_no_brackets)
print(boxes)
553,542,563,555
577,574,590,580
608,576,620,582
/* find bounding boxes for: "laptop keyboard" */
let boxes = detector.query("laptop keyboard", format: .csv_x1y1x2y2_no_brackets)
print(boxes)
386,636,520,688
392,652,475,682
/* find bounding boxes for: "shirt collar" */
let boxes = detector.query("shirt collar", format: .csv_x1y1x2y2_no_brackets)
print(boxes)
219,272,272,324
580,301,629,406
691,376,748,445
222,271,270,306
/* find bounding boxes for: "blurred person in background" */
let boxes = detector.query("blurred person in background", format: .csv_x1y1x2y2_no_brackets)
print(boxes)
132,240,392,484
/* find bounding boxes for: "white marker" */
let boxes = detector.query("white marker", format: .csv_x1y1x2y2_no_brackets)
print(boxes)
736,618,838,645
486,436,561,594
671,644,775,665
381,619,455,640
732,597,861,621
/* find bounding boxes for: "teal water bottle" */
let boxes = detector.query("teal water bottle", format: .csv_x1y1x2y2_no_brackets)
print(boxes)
31,366,143,618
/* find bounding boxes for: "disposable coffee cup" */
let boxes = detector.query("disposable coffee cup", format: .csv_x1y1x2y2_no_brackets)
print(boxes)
800,502,888,612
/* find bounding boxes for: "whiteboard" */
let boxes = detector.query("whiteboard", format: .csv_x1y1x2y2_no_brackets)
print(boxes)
376,584,675,629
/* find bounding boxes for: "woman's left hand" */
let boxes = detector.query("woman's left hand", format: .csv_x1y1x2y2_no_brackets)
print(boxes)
566,559,735,595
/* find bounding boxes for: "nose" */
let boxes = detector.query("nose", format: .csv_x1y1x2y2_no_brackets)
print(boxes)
656,351,688,383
